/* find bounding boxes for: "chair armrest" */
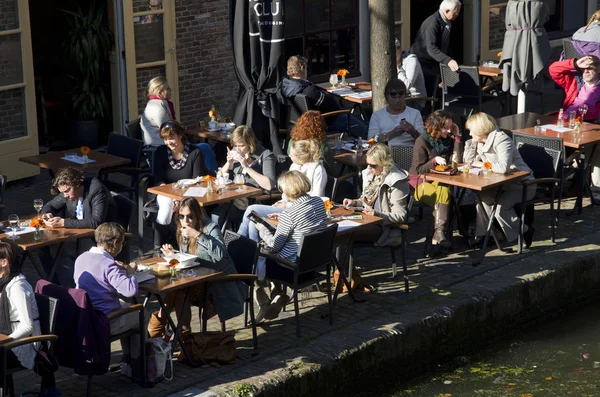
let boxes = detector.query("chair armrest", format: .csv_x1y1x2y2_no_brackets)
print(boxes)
2,335,58,350
259,251,298,271
337,172,356,182
99,167,145,176
522,177,560,186
107,303,143,321
322,109,351,118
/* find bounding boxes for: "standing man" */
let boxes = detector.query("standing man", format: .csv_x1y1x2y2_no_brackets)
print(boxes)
410,0,462,91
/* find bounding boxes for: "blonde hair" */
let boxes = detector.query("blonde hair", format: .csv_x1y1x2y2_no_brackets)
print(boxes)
585,10,600,32
147,76,169,98
366,143,395,175
465,112,497,137
291,139,321,165
287,55,308,77
277,170,311,200
231,125,258,154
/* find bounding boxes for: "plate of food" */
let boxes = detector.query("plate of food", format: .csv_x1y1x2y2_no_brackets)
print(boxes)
177,178,200,187
166,253,198,269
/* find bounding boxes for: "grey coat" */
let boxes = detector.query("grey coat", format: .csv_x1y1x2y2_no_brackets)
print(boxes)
499,0,551,96
180,222,246,322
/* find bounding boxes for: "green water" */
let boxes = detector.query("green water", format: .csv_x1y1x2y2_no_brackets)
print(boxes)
364,304,600,397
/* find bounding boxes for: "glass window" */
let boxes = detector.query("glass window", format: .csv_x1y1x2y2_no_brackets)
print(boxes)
0,0,19,31
545,0,587,38
0,34,23,86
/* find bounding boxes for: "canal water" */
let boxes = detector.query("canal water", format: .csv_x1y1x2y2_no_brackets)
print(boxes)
356,303,600,397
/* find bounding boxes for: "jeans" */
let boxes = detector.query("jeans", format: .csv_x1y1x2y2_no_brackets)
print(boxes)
328,114,368,139
238,204,284,242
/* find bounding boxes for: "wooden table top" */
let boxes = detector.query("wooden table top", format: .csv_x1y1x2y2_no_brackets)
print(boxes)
423,170,530,191
497,112,557,131
512,123,600,149
147,181,262,205
185,126,232,143
333,149,366,169
0,334,12,345
19,149,130,171
136,257,222,295
0,218,94,250
477,65,503,77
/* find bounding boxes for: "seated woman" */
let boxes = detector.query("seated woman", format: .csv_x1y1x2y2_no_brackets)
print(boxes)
342,143,410,246
153,120,208,248
0,242,61,396
238,138,327,242
464,112,536,247
74,223,140,377
211,125,277,228
254,171,329,322
287,110,335,171
150,197,246,338
409,110,461,249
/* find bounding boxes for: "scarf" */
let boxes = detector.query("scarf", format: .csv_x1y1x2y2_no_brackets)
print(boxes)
168,142,191,170
0,270,20,335
361,173,385,207
148,95,176,120
423,133,452,155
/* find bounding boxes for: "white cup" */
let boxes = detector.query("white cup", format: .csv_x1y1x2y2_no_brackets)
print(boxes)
320,197,330,203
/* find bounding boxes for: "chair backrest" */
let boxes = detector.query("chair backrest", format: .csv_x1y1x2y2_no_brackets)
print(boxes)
512,132,564,162
106,132,143,168
296,223,338,274
563,38,580,60
325,175,338,201
440,64,482,98
111,192,134,231
390,145,414,172
35,293,59,335
223,230,259,276
125,118,143,141
516,143,561,179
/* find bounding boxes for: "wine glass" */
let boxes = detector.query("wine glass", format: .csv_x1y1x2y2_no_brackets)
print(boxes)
578,104,588,119
234,173,246,192
7,214,19,240
329,74,339,88
33,198,43,219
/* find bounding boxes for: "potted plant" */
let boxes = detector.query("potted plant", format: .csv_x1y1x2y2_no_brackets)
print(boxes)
62,0,113,148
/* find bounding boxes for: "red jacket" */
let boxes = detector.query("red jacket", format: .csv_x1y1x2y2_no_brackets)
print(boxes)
549,58,600,121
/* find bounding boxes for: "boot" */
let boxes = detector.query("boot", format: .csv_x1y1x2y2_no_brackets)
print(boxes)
432,203,452,248
153,222,171,250
148,310,168,339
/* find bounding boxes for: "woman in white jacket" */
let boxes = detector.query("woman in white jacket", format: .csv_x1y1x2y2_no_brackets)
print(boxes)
464,112,536,247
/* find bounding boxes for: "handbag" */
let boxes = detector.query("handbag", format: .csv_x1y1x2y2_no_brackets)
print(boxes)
33,342,59,374
180,331,236,366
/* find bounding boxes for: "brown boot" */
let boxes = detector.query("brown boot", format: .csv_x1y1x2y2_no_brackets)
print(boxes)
148,310,168,339
432,203,452,248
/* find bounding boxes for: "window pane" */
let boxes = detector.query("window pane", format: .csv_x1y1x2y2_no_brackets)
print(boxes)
332,0,357,28
284,37,304,72
305,0,330,32
394,24,403,45
284,1,303,36
306,32,330,76
133,0,162,14
136,65,166,115
0,0,19,31
0,88,27,141
488,6,506,49
563,0,585,31
332,28,357,71
545,0,560,32
134,17,165,64
0,34,23,86
393,0,402,22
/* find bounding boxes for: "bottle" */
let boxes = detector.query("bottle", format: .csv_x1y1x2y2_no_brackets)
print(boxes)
557,108,564,128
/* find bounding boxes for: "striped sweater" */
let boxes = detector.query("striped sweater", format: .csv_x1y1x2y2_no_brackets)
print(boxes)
258,195,328,262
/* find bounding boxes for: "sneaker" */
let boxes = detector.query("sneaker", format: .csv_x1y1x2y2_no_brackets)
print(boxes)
39,387,64,397
255,304,270,323
120,362,132,377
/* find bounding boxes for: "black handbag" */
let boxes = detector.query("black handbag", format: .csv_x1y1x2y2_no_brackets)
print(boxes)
34,342,59,374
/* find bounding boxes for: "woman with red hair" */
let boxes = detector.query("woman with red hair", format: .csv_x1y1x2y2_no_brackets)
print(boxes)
287,110,334,170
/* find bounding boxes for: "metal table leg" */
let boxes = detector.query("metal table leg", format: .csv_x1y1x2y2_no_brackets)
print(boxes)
471,187,510,266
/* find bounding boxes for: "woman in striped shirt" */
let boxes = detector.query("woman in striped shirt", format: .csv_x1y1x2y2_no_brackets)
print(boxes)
254,171,329,322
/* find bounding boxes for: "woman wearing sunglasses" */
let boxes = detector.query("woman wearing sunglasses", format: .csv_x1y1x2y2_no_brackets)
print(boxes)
153,120,209,249
409,110,461,249
342,143,410,246
149,197,245,339
368,79,425,147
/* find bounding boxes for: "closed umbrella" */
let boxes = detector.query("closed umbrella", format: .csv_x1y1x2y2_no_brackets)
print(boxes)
229,0,285,154
499,0,551,113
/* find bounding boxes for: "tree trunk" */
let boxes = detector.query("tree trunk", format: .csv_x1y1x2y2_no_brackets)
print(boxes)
369,0,396,112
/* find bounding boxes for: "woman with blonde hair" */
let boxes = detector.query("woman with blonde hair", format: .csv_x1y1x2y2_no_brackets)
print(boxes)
409,110,460,248
140,76,174,150
343,143,410,246
464,112,536,247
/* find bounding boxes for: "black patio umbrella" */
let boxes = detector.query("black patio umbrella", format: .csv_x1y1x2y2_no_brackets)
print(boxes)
229,0,285,155
498,0,551,112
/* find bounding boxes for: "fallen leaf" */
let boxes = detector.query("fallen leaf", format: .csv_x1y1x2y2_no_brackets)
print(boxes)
583,353,590,359
443,380,453,385
504,387,514,391
545,376,553,381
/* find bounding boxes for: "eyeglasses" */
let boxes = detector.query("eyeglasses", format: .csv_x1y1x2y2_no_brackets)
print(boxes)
178,214,194,221
367,163,379,169
388,91,405,98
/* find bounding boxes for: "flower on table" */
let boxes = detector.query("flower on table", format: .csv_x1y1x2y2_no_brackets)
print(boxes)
337,69,349,78
208,106,219,122
324,200,334,211
30,218,46,228
497,51,502,57
483,161,493,170
203,175,216,182
80,146,90,155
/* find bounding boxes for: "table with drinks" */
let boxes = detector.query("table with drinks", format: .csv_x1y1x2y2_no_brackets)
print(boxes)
19,149,131,178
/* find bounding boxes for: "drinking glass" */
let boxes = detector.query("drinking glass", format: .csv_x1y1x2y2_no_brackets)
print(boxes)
568,110,577,129
33,198,43,219
578,104,588,119
234,174,246,192
8,214,19,240
329,74,338,88
334,134,342,151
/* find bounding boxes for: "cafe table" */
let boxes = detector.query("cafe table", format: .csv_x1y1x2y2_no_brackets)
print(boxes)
19,149,130,178
423,169,531,265
185,125,232,144
511,118,600,215
136,257,223,366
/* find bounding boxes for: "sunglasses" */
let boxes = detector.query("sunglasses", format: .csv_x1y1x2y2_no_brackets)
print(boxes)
178,214,194,221
367,163,379,169
388,91,405,98
163,121,175,129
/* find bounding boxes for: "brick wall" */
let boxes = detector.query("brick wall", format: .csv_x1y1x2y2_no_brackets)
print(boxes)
488,5,507,50
0,88,27,141
136,65,166,116
0,0,17,31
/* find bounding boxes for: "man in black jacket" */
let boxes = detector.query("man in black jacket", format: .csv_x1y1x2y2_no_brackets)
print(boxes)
281,55,367,138
410,0,462,90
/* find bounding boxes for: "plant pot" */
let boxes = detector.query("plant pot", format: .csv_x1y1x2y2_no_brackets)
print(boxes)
71,120,100,149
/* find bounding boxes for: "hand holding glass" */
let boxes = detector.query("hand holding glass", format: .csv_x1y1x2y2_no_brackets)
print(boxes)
234,174,246,192
578,104,588,119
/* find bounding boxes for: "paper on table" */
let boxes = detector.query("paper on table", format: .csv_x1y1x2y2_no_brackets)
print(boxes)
335,220,362,232
2,226,38,236
330,88,354,96
347,91,372,99
184,187,208,197
541,124,572,133
60,155,97,164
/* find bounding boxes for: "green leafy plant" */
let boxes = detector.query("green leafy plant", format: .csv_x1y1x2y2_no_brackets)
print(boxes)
62,1,113,120
232,382,254,397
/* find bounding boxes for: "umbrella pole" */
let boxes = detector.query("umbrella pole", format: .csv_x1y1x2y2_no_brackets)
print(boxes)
517,89,526,114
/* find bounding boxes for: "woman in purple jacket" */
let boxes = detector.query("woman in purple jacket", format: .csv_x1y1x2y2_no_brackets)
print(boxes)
73,222,140,378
